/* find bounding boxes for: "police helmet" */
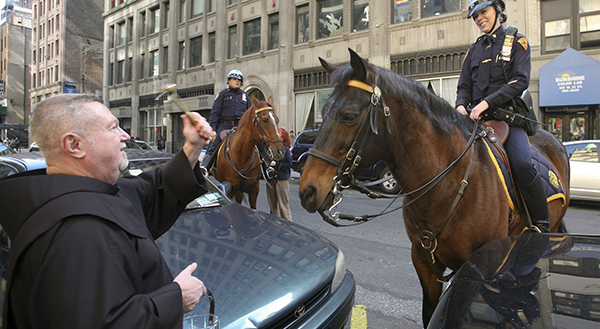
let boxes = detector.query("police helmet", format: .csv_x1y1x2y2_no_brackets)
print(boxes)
468,0,505,18
227,69,244,83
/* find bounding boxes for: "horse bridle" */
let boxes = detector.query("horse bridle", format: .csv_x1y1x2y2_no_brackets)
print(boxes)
307,79,392,225
224,106,283,179
307,80,488,228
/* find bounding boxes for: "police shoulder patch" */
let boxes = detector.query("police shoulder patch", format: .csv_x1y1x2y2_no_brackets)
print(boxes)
214,93,220,100
517,37,529,51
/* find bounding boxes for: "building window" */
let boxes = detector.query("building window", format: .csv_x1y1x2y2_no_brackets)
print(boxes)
150,50,159,76
353,0,369,31
150,7,160,34
33,73,36,88
117,21,126,46
192,0,204,18
56,14,59,30
179,0,187,23
139,53,145,79
208,0,215,12
140,11,146,37
127,57,132,82
33,50,36,63
109,63,114,85
127,17,133,42
163,2,170,29
228,25,237,59
117,60,125,84
243,18,261,55
296,4,309,43
55,65,58,81
208,32,215,63
190,36,202,67
318,0,344,39
422,0,460,18
178,41,186,70
268,13,279,50
542,0,600,52
162,46,169,74
228,0,237,5
55,40,59,55
392,0,412,23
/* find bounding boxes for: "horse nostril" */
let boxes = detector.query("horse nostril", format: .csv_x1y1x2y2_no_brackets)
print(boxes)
299,185,317,212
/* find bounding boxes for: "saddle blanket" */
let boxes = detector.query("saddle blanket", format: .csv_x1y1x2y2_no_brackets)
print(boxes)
482,138,566,211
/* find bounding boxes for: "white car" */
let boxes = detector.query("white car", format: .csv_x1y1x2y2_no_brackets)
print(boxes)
563,140,600,202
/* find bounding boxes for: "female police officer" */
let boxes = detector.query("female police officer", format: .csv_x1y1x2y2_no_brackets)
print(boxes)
456,0,548,232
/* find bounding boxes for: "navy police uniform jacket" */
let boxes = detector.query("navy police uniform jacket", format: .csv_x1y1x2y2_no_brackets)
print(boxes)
209,87,251,132
0,150,208,329
456,25,531,110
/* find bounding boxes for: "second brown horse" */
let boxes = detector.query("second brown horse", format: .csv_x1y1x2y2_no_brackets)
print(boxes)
212,96,285,209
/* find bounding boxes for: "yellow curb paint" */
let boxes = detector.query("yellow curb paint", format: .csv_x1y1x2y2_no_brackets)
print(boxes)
351,304,367,329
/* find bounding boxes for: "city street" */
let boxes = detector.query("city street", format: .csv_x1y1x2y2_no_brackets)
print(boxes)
251,173,600,329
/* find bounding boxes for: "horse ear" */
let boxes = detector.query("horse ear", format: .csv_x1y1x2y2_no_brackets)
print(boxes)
251,95,260,108
348,48,368,81
319,57,341,74
267,95,273,105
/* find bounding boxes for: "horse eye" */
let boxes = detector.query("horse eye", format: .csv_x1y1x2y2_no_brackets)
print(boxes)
341,113,359,123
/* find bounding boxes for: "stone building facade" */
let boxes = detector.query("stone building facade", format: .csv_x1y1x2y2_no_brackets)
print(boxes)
29,0,104,106
0,1,31,143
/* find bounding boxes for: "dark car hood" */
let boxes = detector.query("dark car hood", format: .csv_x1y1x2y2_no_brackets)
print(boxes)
156,202,340,329
428,233,600,328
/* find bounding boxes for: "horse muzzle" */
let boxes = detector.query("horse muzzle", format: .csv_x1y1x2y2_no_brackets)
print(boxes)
299,183,336,214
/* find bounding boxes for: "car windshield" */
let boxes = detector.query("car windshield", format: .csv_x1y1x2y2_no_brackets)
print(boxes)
297,130,319,144
125,140,144,149
0,143,15,156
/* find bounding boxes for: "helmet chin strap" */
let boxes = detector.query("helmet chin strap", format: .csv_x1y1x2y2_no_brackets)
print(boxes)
485,14,501,35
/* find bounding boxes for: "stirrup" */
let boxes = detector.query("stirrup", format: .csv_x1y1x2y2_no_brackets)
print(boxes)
521,226,542,234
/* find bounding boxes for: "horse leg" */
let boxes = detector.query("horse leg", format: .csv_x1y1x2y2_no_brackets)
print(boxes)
412,245,444,327
248,181,259,209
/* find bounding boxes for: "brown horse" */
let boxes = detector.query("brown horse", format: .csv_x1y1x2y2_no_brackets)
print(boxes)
212,96,285,209
298,49,570,326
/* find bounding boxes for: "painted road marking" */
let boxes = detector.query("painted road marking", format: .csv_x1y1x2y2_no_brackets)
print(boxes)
351,304,367,329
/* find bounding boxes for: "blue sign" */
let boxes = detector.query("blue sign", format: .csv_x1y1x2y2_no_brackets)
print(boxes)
63,81,77,94
539,48,600,107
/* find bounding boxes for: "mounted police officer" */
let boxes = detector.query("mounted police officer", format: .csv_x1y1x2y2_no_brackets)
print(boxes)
202,69,251,167
456,0,549,232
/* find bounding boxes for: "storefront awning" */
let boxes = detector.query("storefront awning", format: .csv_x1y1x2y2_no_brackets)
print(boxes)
539,48,600,107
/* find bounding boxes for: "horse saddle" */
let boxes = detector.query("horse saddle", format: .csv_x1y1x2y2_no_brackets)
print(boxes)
481,121,566,223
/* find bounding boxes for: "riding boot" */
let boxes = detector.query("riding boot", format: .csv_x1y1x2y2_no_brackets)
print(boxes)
519,173,550,233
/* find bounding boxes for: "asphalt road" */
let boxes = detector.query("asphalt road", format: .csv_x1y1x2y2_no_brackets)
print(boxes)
250,173,600,329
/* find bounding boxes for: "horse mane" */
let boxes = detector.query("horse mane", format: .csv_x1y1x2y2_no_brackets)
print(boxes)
330,63,473,138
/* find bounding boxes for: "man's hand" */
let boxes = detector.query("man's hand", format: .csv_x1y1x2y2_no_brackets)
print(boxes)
174,263,207,313
181,113,216,167
456,105,468,115
469,100,489,121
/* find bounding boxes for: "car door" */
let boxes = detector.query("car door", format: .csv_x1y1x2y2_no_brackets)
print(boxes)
566,142,600,201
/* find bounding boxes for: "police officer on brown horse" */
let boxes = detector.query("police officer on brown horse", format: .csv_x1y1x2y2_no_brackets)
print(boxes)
456,0,549,232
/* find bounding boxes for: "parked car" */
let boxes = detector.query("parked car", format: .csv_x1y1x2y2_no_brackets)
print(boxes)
291,128,401,194
563,140,600,202
0,141,16,156
28,141,41,152
0,149,356,328
427,232,598,329
126,139,154,150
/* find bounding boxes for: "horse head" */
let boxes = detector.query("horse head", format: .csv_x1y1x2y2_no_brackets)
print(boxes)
299,49,391,215
244,95,285,161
